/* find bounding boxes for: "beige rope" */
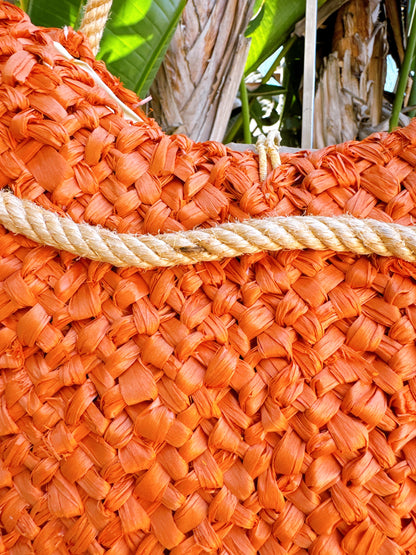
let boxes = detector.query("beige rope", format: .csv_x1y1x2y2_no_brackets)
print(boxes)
256,130,282,181
1,190,416,268
78,0,113,55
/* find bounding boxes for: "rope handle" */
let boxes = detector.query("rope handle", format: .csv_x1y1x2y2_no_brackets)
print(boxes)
78,0,113,55
1,190,416,268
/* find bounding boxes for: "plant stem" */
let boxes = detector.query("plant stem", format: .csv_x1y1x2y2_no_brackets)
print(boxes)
225,37,296,144
408,0,416,118
262,35,297,84
390,1,416,130
408,72,416,118
224,113,244,144
239,79,252,144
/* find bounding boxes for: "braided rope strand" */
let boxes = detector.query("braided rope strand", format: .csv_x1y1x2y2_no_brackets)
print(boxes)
256,130,282,181
78,0,113,55
1,190,416,268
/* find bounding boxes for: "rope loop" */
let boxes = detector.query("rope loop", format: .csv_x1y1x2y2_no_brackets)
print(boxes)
256,130,282,181
78,0,113,55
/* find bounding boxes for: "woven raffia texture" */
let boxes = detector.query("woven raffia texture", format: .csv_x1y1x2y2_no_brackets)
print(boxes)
3,4,416,554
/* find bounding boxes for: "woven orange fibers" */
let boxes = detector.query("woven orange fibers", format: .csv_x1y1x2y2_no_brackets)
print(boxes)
2,4,416,555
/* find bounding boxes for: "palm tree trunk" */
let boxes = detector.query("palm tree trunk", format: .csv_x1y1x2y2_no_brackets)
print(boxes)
149,0,255,142
313,0,387,148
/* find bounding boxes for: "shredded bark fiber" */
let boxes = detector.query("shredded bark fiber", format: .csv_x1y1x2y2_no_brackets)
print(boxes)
1,3,416,554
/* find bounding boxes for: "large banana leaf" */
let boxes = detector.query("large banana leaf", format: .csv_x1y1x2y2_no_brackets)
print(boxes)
23,0,84,28
21,0,186,98
99,0,186,97
245,0,327,75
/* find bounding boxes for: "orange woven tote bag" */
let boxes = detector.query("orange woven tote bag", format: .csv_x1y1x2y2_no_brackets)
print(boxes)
1,3,416,554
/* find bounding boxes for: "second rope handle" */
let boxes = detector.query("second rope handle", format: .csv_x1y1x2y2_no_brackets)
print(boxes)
78,0,113,55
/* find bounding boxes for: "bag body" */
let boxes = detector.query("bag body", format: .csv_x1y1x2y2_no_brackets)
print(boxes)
0,4,416,554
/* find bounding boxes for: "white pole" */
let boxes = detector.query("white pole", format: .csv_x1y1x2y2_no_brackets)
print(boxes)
301,0,318,149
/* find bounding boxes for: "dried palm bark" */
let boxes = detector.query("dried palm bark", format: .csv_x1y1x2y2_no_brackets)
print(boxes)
150,0,255,142
314,0,387,148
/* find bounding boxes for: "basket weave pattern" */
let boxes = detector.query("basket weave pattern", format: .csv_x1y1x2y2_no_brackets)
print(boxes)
1,4,416,554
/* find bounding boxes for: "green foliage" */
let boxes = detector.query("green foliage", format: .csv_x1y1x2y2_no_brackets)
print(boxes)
390,0,416,130
21,0,186,98
99,0,186,97
24,0,84,28
248,84,287,98
244,1,266,38
245,0,327,75
240,0,330,146
245,0,299,75
278,39,303,146
225,36,298,145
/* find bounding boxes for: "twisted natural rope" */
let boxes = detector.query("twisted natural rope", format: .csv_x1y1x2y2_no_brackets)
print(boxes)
78,0,113,55
256,130,282,181
1,190,416,268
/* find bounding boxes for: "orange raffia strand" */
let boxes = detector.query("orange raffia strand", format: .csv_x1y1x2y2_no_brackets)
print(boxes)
2,3,416,554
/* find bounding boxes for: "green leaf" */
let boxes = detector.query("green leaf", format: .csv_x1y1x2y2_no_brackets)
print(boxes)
253,0,264,13
245,1,265,38
245,0,327,75
247,84,287,97
98,0,186,97
24,0,84,29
